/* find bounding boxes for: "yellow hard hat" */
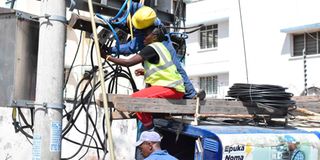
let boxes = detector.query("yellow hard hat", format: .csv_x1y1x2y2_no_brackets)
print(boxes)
132,6,157,29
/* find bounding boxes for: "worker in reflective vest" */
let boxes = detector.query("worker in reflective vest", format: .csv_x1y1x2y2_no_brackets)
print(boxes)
105,25,185,129
101,5,197,99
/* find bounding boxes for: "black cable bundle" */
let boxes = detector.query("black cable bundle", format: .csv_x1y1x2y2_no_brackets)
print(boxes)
227,83,296,117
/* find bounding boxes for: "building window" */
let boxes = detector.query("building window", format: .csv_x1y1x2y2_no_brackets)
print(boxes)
200,24,218,49
293,32,320,56
200,76,217,95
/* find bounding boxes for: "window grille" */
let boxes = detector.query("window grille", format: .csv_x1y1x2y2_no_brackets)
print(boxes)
200,24,218,49
293,32,320,56
200,76,218,95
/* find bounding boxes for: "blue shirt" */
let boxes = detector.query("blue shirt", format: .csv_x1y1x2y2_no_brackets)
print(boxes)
291,149,305,160
145,150,177,160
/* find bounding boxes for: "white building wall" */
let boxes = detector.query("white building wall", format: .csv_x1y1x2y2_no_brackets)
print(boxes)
186,20,230,76
185,0,320,97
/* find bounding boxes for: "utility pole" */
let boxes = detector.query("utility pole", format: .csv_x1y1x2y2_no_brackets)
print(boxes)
32,0,66,159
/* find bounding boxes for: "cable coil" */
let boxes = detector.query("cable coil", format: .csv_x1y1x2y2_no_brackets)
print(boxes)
227,83,296,117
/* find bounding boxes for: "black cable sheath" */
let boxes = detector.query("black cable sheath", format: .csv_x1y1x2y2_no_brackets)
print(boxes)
64,31,83,89
227,83,296,116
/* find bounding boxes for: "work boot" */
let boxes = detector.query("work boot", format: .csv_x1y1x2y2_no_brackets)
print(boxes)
197,90,206,100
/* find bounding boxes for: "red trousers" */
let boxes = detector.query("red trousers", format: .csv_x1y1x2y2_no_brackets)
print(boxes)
131,86,184,128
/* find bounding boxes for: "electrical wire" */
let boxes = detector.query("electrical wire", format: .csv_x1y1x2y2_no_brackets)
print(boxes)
79,85,101,159
11,107,33,139
10,0,15,9
62,70,105,147
63,69,103,141
109,0,130,22
64,30,83,89
63,106,90,160
96,14,121,52
62,137,103,150
60,39,138,158
127,0,134,41
112,0,132,25
65,81,99,160
62,73,104,159
173,0,185,32
238,0,249,83
227,83,296,118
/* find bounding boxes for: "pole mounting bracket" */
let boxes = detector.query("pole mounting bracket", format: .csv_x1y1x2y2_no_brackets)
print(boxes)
31,14,67,24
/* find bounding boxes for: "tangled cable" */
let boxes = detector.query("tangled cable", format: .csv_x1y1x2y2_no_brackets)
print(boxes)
11,1,190,158
227,83,296,117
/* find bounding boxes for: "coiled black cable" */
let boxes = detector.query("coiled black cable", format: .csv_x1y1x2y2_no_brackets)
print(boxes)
227,83,296,117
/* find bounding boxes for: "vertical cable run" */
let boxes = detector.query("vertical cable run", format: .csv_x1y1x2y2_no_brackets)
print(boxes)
238,0,249,83
303,48,308,95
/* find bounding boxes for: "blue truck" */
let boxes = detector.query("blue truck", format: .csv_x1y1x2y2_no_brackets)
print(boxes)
155,119,320,160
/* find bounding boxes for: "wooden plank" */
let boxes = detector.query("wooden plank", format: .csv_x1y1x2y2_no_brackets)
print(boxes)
292,95,320,102
293,96,320,113
104,94,287,117
294,103,320,113
99,94,320,119
295,116,320,121
111,110,135,120
198,113,254,118
294,107,320,116
96,94,320,120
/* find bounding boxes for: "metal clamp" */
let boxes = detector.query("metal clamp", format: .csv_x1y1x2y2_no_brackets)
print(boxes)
43,103,65,110
33,102,65,110
10,100,65,110
31,14,67,24
10,99,35,108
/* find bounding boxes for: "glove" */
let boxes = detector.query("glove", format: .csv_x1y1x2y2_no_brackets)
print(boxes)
100,45,112,59
134,68,145,76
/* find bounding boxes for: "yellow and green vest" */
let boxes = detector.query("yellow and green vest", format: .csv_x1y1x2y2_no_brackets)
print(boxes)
143,42,185,93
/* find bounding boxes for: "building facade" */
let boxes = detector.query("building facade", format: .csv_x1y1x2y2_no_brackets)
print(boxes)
185,0,320,98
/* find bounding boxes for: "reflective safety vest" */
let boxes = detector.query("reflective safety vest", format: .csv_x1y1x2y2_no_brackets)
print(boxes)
144,42,185,93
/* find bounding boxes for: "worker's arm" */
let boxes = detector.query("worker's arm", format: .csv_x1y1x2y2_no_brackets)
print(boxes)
107,54,143,67
110,36,145,56
100,37,143,58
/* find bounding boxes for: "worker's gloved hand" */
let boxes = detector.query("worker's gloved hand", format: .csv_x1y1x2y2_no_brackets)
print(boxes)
100,45,112,59
194,89,206,100
135,68,145,76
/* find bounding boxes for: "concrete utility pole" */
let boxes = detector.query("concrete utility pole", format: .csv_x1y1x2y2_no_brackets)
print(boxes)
32,0,66,159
